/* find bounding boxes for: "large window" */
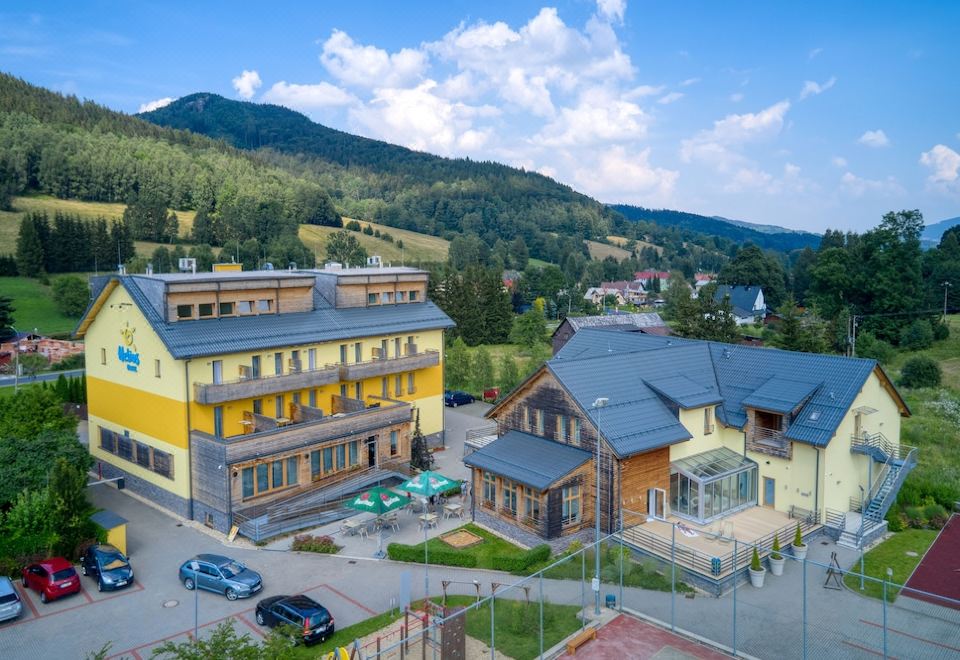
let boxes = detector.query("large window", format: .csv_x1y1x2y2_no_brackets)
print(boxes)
483,472,496,506
99,427,174,480
573,418,581,446
242,456,299,500
523,488,541,522
390,430,399,456
557,415,567,442
561,485,581,525
251,355,261,378
502,480,518,514
213,407,223,438
670,447,757,523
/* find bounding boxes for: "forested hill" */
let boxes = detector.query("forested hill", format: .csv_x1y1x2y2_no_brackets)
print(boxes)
610,204,820,252
141,93,617,263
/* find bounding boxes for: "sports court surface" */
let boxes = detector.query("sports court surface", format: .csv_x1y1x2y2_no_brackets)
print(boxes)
557,614,731,659
903,513,960,609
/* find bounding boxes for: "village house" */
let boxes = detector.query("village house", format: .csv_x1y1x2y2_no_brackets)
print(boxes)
75,265,453,539
464,328,912,587
551,312,670,354
714,285,767,325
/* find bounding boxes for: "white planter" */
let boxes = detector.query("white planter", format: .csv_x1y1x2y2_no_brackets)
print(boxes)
748,567,766,588
769,555,785,576
793,543,808,561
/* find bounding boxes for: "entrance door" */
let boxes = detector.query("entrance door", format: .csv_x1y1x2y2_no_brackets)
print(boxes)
647,487,666,519
366,437,377,468
763,477,776,507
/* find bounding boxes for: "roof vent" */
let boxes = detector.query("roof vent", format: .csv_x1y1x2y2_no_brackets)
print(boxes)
324,262,343,270
723,348,731,359
367,255,383,268
178,257,196,274
829,391,836,401
145,263,154,276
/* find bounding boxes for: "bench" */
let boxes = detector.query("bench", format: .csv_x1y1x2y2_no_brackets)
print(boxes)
565,627,597,655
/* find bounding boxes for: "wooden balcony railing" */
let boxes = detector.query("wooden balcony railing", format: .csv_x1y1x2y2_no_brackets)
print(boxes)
339,349,440,382
746,426,792,459
194,364,340,404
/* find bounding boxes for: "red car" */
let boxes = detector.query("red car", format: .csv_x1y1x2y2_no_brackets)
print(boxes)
22,558,81,603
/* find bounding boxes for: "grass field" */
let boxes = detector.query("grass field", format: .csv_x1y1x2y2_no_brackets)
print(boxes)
606,235,663,255
300,219,449,265
0,276,78,335
843,529,939,601
585,239,631,261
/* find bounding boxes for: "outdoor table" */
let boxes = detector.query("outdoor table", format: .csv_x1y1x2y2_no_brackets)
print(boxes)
443,503,464,519
342,518,369,539
418,513,439,530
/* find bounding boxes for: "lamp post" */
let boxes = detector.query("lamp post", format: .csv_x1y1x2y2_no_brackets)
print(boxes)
592,396,608,616
942,281,952,320
11,324,19,392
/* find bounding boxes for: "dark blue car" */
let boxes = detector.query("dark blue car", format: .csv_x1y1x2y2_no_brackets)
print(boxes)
81,544,134,592
444,390,474,407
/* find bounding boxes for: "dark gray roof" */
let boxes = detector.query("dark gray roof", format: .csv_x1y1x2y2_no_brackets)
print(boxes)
556,313,666,336
551,328,895,450
90,510,128,530
463,431,592,490
713,285,764,318
87,275,454,359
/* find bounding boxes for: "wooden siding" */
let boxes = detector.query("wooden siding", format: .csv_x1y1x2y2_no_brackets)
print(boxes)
193,365,340,404
618,447,671,515
340,350,439,381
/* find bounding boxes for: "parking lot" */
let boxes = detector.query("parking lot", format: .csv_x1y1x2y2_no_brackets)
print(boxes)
0,405,494,659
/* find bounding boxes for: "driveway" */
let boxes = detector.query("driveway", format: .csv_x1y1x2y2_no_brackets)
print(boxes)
435,401,492,481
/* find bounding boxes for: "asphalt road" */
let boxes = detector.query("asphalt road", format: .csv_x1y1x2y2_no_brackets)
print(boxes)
0,368,85,388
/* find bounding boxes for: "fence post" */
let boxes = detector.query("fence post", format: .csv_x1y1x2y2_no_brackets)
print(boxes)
580,550,586,629
882,575,888,659
490,591,496,660
618,531,624,612
802,555,807,660
538,571,545,659
732,539,738,657
670,523,676,631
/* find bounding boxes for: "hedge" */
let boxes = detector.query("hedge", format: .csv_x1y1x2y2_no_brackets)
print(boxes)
387,543,478,567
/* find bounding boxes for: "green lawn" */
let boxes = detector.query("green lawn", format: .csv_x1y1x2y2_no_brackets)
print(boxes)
408,523,529,570
843,529,939,601
0,276,79,335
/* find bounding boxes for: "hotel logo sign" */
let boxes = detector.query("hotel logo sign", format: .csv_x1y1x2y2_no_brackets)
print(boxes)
118,322,140,373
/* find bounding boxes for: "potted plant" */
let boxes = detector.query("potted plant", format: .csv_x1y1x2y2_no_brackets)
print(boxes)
792,523,808,560
748,546,766,587
769,533,785,576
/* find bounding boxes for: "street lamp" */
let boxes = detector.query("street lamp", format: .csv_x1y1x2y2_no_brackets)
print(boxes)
592,396,608,616
10,325,19,392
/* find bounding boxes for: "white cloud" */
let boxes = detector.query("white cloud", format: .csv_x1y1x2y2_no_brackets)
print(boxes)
729,92,744,102
680,100,790,169
596,0,627,23
920,144,960,190
573,146,678,204
232,70,262,99
840,171,904,197
534,89,650,147
858,129,889,148
262,81,357,110
679,77,701,87
722,163,812,195
832,156,848,168
658,91,683,105
321,30,426,89
138,97,174,113
624,84,664,99
501,68,554,117
799,76,836,99
808,47,823,60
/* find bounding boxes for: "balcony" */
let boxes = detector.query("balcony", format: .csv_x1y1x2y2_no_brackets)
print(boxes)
193,364,340,404
339,348,439,382
190,398,412,465
745,426,792,459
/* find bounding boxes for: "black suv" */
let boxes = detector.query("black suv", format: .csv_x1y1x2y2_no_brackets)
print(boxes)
255,595,334,645
80,544,134,592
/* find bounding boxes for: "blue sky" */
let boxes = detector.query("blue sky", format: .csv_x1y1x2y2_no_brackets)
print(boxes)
2,1,958,232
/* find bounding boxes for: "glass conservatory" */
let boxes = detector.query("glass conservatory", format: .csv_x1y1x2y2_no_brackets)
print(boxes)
669,447,758,523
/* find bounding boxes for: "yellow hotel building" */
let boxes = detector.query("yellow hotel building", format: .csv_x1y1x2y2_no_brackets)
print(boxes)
76,266,453,538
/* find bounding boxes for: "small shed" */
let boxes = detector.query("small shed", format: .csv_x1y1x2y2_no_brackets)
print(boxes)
90,510,129,556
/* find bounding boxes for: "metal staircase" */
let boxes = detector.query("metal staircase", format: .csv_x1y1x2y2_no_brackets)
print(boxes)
846,433,917,548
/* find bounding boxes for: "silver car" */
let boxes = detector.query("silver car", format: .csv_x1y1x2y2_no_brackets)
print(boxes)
0,576,23,623
178,554,262,601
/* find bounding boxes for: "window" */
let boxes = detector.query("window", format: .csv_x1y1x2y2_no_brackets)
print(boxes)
308,348,317,371
407,372,415,394
272,460,284,489
251,355,261,378
135,442,151,468
219,302,234,316
395,375,403,396
409,290,418,301
536,410,544,435
212,360,223,384
290,350,301,372
561,485,581,525
309,390,317,407
395,337,402,356
286,456,299,485
99,428,172,479
382,377,389,398
502,480,518,514
116,434,133,461
390,430,399,456
384,292,393,303
523,406,531,430
483,472,497,506
524,488,541,522
99,427,117,453
292,392,301,405
256,464,269,493
397,291,406,302
100,348,106,365
322,447,333,472
275,395,284,419
573,418,582,446
354,382,362,399
354,342,362,363
340,384,348,398
257,299,272,312
340,344,348,364
310,451,321,478
407,335,415,345
154,359,161,378
704,407,715,434
336,444,346,470
242,467,254,498
368,293,379,305
381,339,389,358
274,352,283,375
176,304,193,319
557,415,567,442
152,449,172,477
253,399,262,415
213,407,224,438
237,301,253,314
349,441,358,466
198,303,214,318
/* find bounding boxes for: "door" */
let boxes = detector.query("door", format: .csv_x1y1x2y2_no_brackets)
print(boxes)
854,412,863,439
763,477,776,508
647,488,666,519
212,360,223,385
366,437,377,467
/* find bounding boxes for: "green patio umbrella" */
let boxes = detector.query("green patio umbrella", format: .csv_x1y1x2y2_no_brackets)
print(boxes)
399,470,459,600
345,486,409,559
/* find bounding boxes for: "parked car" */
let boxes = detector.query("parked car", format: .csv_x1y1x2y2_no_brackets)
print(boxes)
255,594,334,645
81,544,133,592
0,577,23,623
178,554,262,600
444,390,474,407
21,558,81,603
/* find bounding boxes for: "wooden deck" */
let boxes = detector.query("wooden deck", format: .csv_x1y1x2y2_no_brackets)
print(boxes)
621,506,820,580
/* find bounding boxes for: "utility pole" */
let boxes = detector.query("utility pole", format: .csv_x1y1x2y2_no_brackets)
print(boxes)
942,281,952,320
850,315,859,358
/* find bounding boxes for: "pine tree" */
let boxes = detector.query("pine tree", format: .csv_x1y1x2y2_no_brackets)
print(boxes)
409,409,433,471
15,214,46,277
473,346,495,391
0,296,15,341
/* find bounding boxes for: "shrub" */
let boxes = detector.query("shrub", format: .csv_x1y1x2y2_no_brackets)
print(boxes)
904,506,925,528
885,507,906,533
750,547,762,572
900,319,934,350
899,356,942,388
771,533,782,560
856,332,896,364
933,321,950,341
345,220,361,231
291,534,340,554
386,543,477,567
793,523,804,547
499,544,552,573
923,503,949,529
